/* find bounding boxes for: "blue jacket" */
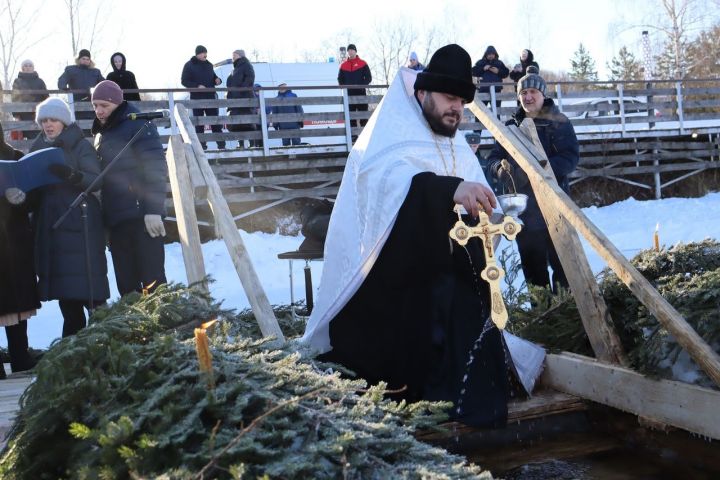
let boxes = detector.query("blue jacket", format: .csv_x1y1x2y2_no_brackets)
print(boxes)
29,123,109,302
91,102,168,227
57,63,104,102
271,89,304,130
487,98,579,231
472,46,509,94
181,56,220,99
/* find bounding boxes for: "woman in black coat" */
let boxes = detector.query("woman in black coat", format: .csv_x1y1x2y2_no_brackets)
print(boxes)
106,52,141,102
28,98,110,337
1,122,39,378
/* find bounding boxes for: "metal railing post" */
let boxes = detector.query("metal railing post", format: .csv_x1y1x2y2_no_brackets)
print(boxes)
555,84,564,113
342,88,353,150
676,81,685,135
258,91,270,157
617,84,626,137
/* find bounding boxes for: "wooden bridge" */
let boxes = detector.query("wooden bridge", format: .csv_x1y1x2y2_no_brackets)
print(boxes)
2,78,720,221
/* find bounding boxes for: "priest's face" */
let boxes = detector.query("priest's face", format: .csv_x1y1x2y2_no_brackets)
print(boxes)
419,90,464,137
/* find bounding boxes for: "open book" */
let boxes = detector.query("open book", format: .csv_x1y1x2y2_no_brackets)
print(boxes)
0,147,66,192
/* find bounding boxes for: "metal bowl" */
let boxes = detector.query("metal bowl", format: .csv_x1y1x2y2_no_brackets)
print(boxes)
497,193,528,221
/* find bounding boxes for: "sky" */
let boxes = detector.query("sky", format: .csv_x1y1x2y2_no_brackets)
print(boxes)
5,191,720,356
4,0,716,90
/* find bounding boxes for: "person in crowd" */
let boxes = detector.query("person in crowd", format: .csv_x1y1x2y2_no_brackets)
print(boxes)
181,45,225,150
11,59,49,140
407,51,424,71
1,122,40,378
472,45,509,112
57,49,104,123
23,98,109,337
106,52,141,102
226,49,256,146
91,80,168,296
271,83,303,146
338,43,372,137
303,44,532,428
487,69,579,293
509,49,539,105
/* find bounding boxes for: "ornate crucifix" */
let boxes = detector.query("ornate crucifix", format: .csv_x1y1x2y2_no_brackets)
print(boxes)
448,209,522,329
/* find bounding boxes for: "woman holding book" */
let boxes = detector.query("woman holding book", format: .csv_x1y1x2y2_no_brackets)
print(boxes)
25,98,109,337
1,122,39,378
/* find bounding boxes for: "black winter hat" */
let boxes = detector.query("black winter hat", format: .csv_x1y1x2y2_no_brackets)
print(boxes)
413,44,475,103
195,45,207,55
347,44,357,52
517,66,546,96
77,49,91,59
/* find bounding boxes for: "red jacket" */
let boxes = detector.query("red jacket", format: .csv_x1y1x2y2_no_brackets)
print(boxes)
338,56,372,95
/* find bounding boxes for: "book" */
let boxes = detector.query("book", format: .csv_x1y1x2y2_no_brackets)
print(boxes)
0,147,66,193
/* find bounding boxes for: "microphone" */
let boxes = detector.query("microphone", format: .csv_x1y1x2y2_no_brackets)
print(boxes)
127,110,170,120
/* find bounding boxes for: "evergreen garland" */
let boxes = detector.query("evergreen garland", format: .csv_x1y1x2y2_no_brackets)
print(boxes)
507,240,720,388
0,284,491,479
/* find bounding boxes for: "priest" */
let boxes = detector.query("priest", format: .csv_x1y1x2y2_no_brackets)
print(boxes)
301,44,543,427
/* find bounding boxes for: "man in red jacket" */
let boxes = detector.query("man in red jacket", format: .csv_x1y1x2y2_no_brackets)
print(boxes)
338,43,372,138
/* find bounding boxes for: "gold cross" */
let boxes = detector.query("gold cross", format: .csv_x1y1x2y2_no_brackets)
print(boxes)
448,209,521,329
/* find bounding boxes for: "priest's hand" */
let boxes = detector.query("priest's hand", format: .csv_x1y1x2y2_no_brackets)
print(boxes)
4,187,26,205
144,214,166,238
453,181,496,218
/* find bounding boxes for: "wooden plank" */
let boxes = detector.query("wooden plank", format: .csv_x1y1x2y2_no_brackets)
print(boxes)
543,352,720,439
175,104,284,343
224,186,339,203
513,119,626,365
213,157,347,173
468,99,720,388
166,135,208,291
217,171,343,188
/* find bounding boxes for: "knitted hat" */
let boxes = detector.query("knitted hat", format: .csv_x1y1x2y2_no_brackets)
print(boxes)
21,59,34,68
347,44,357,52
414,44,475,103
36,97,73,126
517,65,546,96
92,80,124,105
195,45,207,55
409,51,418,62
233,49,245,57
77,49,91,59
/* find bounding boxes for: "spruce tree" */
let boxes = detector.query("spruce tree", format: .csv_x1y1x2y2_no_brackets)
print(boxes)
654,39,690,79
607,46,644,81
686,23,720,78
569,43,599,86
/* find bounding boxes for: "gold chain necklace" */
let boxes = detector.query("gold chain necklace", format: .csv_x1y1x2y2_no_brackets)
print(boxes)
433,135,457,176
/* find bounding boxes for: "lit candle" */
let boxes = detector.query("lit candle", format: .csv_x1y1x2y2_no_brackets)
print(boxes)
194,320,217,388
653,223,660,252
142,280,158,296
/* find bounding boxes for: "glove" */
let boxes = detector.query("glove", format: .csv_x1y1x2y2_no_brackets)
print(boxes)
144,214,166,238
48,164,83,184
4,187,26,205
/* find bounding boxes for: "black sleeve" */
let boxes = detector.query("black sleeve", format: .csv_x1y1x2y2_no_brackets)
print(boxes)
133,123,168,216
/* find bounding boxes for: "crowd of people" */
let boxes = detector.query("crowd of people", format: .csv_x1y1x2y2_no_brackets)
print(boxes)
1,78,168,378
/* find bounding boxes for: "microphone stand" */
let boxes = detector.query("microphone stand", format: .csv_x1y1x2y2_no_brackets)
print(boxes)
53,120,154,311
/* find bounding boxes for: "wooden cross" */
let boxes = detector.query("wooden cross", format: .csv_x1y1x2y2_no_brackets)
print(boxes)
448,209,521,329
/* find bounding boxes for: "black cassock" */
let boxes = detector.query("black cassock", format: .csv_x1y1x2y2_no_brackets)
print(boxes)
320,171,511,428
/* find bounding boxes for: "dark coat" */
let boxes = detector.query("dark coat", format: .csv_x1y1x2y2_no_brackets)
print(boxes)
106,52,141,102
181,56,220,99
0,127,40,315
321,172,509,428
509,50,540,83
29,123,109,302
11,72,49,104
271,89,303,130
57,63,104,102
487,98,579,230
91,101,168,227
227,57,255,99
472,46,510,93
338,56,372,96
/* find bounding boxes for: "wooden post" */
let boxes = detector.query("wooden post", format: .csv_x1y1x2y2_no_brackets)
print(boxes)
174,104,285,343
469,99,720,387
166,135,208,291
342,88,352,149
514,119,627,365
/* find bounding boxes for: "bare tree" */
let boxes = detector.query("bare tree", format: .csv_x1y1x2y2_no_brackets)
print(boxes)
63,0,111,58
0,0,47,89
367,18,417,85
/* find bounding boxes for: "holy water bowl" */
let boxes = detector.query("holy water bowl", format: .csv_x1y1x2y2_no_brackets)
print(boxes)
497,193,528,222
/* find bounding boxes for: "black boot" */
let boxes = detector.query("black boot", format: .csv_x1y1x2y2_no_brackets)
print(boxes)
6,321,35,372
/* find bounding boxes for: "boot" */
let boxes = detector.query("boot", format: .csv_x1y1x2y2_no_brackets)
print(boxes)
6,321,35,373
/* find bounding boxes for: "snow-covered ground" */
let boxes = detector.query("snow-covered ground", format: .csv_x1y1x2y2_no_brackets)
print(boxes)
3,192,720,351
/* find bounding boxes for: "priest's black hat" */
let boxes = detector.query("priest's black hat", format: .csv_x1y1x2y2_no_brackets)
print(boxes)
414,44,475,103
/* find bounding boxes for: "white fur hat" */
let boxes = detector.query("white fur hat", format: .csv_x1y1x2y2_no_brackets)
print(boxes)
35,97,73,127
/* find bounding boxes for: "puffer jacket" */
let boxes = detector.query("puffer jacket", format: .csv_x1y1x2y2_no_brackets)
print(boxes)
106,52,141,101
487,98,579,230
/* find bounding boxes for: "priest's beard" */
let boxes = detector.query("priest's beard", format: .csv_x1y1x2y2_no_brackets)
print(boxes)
422,94,461,137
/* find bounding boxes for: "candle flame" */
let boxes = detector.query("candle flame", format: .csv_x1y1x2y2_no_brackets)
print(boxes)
655,223,660,232
201,319,218,329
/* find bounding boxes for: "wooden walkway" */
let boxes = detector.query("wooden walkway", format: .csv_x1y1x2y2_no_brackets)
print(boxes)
0,367,33,449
